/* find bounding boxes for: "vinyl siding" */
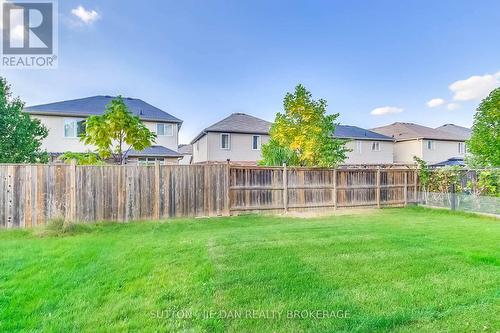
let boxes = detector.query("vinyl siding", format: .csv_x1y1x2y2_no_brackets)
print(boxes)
31,114,179,153
343,140,394,164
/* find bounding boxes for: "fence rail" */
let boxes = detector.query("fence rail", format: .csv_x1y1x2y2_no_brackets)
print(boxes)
0,163,420,228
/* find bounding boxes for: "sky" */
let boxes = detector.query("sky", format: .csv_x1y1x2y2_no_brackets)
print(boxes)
1,0,499,143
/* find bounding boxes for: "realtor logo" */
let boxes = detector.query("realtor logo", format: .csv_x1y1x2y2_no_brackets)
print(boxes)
1,0,58,68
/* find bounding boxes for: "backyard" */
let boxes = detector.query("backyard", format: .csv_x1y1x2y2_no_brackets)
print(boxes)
0,207,498,332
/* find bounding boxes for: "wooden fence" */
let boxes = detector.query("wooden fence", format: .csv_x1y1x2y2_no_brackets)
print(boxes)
0,163,419,228
229,165,419,213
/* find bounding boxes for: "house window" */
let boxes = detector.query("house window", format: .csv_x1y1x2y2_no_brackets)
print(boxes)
137,157,164,165
426,140,435,150
64,118,85,138
356,141,362,153
458,142,466,154
196,141,199,151
371,142,380,151
157,123,173,136
220,133,230,150
252,135,261,150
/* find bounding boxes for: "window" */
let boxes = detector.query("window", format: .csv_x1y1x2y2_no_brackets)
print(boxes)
157,123,173,136
458,142,466,154
64,118,85,138
220,133,230,150
196,141,199,151
137,157,164,165
371,142,380,151
356,141,362,153
252,135,261,150
426,140,435,150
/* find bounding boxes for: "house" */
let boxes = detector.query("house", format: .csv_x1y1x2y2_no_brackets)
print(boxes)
371,122,468,164
24,96,183,164
178,144,193,165
191,113,271,164
333,125,394,165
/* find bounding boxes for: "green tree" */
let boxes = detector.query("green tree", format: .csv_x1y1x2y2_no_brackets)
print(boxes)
261,84,348,167
0,77,49,163
60,152,104,165
80,96,156,164
467,87,500,167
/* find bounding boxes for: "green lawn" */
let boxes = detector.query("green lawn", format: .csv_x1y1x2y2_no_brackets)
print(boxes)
0,207,498,332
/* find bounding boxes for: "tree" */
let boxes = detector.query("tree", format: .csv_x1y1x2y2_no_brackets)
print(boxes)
60,152,104,165
80,96,156,164
467,87,500,167
261,84,348,167
0,77,49,163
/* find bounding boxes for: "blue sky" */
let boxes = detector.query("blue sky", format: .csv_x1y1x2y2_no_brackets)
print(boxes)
2,0,500,143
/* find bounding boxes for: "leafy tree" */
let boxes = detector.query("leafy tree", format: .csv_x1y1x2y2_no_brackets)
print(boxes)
60,152,104,165
261,84,348,167
259,139,301,166
0,77,49,163
80,96,156,164
467,87,500,167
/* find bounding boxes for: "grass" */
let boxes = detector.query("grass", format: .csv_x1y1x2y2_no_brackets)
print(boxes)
0,207,498,332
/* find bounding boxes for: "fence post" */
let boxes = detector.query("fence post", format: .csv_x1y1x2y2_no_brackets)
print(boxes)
225,161,231,216
282,163,288,213
154,160,161,220
404,172,408,206
376,167,381,208
70,159,77,222
450,183,456,211
333,168,337,210
414,169,418,203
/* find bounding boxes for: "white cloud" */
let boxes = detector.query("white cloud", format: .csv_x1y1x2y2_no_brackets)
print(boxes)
426,98,445,108
446,103,461,111
71,5,99,24
370,106,403,116
449,71,500,101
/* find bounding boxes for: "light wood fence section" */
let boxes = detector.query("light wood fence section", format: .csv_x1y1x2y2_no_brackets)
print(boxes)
0,163,419,228
229,166,419,213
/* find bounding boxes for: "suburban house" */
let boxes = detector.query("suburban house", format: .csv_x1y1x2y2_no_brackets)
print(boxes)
333,125,394,165
371,122,469,165
191,113,271,164
178,144,193,165
24,96,183,165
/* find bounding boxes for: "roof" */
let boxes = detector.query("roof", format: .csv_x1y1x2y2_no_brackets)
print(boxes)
371,122,465,142
178,144,193,155
333,125,394,141
191,113,271,143
431,157,465,167
435,124,472,140
24,96,183,124
126,145,182,158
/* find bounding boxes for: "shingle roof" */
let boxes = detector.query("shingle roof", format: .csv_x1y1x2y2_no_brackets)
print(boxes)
371,122,465,141
24,96,183,124
333,125,393,141
126,145,182,158
431,157,465,167
178,144,193,155
191,113,271,143
435,124,471,140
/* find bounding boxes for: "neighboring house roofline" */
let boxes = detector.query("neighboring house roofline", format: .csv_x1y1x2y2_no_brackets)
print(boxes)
333,125,394,142
24,110,182,124
126,145,182,158
24,95,183,125
190,113,272,144
371,122,467,142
